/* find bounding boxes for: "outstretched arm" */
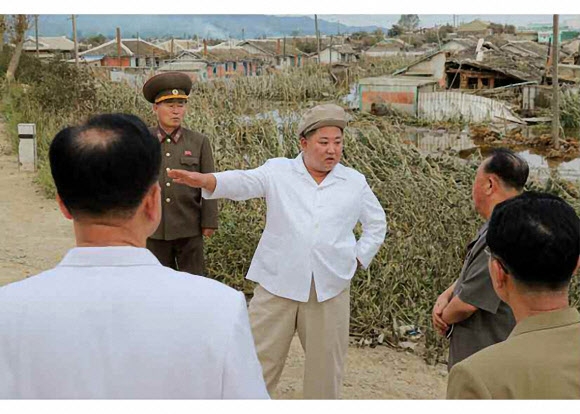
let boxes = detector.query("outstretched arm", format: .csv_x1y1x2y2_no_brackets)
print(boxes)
167,169,217,192
168,161,271,201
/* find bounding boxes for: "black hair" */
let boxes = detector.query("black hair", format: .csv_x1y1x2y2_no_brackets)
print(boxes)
49,113,161,219
487,191,580,291
302,126,344,140
484,148,529,191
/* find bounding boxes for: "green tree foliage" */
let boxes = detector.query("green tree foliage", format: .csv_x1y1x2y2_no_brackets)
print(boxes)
424,24,455,44
349,30,384,49
293,38,318,54
397,14,420,32
0,15,6,52
490,23,517,35
388,24,403,38
82,34,108,47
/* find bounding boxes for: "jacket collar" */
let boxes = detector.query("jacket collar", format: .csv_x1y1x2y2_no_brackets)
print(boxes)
292,152,347,185
57,246,161,268
156,124,183,143
509,307,580,338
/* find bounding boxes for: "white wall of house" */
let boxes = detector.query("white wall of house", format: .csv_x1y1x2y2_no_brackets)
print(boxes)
318,48,357,64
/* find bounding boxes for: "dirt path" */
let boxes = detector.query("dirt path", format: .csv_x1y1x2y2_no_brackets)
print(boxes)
0,119,75,286
0,117,447,399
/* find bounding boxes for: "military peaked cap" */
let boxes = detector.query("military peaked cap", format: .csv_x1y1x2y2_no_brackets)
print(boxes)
142,72,192,104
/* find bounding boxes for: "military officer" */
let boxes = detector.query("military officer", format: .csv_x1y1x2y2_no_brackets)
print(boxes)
142,72,218,275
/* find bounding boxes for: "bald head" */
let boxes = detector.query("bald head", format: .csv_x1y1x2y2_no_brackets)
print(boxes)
49,114,161,219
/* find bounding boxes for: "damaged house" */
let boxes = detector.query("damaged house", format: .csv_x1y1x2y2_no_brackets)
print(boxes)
393,38,561,90
359,34,578,123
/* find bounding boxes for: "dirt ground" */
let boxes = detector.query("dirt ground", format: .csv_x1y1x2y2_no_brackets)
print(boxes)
0,118,448,399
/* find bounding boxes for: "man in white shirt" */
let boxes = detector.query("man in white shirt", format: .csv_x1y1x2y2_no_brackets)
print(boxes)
0,114,268,399
168,104,387,399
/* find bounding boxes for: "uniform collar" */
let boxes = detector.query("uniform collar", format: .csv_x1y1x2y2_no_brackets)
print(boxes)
57,246,161,268
292,152,347,183
477,221,489,237
156,124,183,143
509,307,580,338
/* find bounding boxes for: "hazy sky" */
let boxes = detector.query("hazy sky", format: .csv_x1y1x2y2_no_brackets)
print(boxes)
315,14,578,28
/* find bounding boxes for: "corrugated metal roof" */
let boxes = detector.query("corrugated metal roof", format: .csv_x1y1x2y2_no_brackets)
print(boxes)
156,39,200,52
322,44,356,54
80,39,168,57
359,76,438,86
23,36,74,51
158,60,207,71
237,40,303,56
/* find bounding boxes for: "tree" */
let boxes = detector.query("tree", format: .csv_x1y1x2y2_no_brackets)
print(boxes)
439,24,454,38
0,15,6,53
490,22,504,35
387,24,403,37
424,24,455,44
82,34,107,47
397,14,420,32
505,25,516,35
5,15,30,83
373,28,384,39
490,23,516,35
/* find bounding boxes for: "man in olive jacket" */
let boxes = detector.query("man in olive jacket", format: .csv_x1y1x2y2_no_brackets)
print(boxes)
143,72,218,275
447,192,580,399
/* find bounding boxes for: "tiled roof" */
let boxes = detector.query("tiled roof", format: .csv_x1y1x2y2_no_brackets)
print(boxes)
237,40,303,56
23,36,75,51
80,38,169,57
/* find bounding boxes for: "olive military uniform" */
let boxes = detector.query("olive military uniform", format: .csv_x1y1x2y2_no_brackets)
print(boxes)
146,125,218,275
143,72,218,275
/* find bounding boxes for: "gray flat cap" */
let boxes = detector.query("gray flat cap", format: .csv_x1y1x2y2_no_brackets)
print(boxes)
297,104,347,137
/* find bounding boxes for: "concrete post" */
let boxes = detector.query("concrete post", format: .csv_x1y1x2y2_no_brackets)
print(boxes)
18,123,37,172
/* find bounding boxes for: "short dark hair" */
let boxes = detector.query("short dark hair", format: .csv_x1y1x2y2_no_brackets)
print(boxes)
487,191,580,291
483,148,529,191
49,113,161,219
302,127,344,140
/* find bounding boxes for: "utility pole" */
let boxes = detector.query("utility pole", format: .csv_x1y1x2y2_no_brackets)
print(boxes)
329,35,333,65
283,36,286,67
34,15,39,58
315,14,321,65
242,28,245,41
116,27,121,67
552,14,560,149
72,14,79,67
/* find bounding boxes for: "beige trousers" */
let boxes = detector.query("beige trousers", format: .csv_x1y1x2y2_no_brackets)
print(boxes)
248,281,350,399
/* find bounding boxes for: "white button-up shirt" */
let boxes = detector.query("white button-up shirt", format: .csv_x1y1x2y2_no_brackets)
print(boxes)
203,153,387,302
0,247,268,399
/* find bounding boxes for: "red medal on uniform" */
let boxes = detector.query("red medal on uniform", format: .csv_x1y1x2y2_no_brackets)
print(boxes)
184,150,192,156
